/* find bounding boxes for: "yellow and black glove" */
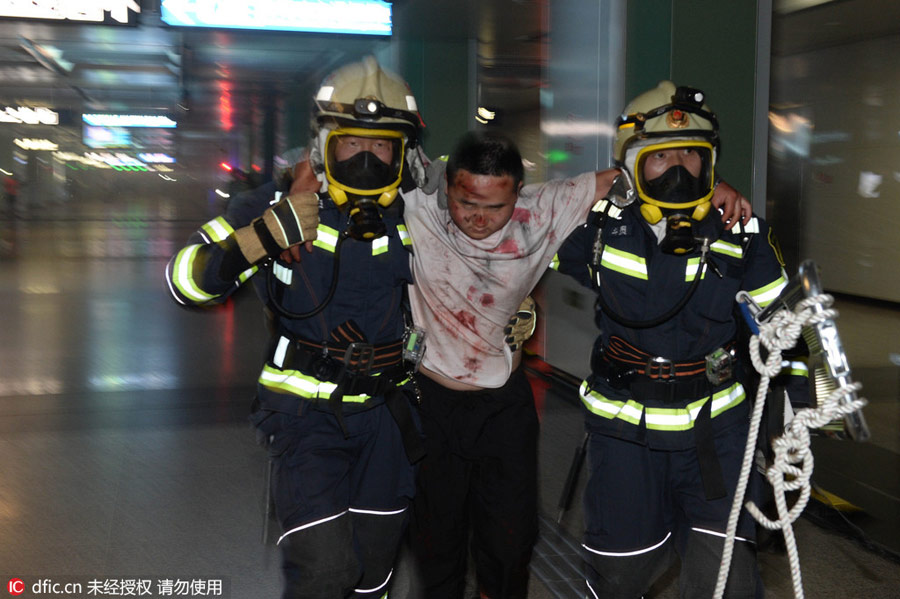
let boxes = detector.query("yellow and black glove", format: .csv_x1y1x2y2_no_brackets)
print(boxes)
504,296,537,352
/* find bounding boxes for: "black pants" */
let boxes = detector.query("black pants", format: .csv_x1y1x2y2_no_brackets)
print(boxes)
407,368,539,599
582,424,761,598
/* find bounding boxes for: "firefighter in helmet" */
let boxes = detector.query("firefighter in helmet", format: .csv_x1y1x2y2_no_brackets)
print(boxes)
166,56,427,598
554,81,807,598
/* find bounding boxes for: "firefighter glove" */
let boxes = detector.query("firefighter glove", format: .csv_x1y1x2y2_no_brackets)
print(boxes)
234,192,319,264
504,296,537,352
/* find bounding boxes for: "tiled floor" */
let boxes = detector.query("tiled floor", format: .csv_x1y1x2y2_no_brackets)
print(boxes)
1,207,898,598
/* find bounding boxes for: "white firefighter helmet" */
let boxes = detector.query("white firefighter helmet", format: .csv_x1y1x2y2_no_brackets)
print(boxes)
614,80,720,223
309,56,426,207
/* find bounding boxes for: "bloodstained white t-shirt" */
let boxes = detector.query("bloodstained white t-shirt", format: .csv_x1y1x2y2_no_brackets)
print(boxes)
402,172,597,388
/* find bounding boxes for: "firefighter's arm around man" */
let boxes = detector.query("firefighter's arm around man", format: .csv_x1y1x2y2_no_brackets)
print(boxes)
164,183,310,308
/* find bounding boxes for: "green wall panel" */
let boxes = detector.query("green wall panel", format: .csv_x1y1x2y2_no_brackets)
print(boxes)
398,39,472,157
626,0,762,200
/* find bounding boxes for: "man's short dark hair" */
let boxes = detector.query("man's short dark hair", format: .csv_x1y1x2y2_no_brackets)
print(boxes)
446,131,524,189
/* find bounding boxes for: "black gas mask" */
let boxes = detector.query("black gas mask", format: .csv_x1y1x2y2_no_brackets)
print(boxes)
329,151,395,193
642,165,705,207
327,151,390,240
322,129,406,240
632,141,716,253
644,166,707,254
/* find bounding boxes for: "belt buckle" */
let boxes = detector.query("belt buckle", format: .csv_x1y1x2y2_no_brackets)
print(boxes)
344,342,374,375
646,356,675,380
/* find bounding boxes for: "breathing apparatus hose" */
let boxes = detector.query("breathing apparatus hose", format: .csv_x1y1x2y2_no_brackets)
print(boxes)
265,231,348,320
595,238,713,329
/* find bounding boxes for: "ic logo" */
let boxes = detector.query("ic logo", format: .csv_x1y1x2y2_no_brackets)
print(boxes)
7,578,25,595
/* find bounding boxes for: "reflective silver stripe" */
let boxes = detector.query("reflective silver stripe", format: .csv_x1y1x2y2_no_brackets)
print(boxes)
201,216,234,243
583,532,672,557
259,364,403,403
781,359,809,377
589,198,623,219
273,336,290,368
273,261,292,285
355,570,392,596
237,265,257,284
272,190,283,205
397,224,412,246
580,381,745,430
711,239,742,258
579,383,643,425
685,258,706,282
601,246,648,280
372,235,389,256
349,506,407,516
732,217,759,234
314,224,339,252
692,527,753,544
277,511,347,545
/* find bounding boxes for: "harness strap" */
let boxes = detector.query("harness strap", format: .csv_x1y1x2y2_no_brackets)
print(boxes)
384,387,426,464
629,377,710,403
693,397,727,500
606,335,710,379
269,334,404,374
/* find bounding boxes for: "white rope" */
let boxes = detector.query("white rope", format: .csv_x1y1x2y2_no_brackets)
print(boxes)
713,294,867,599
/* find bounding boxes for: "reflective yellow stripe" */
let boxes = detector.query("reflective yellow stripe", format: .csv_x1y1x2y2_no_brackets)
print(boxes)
549,253,560,271
685,257,706,282
259,364,408,402
372,235,389,256
601,246,648,280
313,224,339,253
201,216,234,243
397,224,412,247
237,265,257,285
172,244,217,303
749,276,787,307
781,359,809,378
711,239,742,259
579,381,745,430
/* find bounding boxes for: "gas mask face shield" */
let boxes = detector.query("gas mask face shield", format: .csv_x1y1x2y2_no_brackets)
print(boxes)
634,140,714,213
323,127,406,240
631,140,716,254
324,128,405,203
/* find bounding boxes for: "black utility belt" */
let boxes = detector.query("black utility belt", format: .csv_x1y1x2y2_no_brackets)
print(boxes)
268,334,408,397
628,376,716,404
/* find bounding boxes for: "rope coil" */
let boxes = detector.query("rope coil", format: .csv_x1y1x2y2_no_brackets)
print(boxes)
713,293,867,599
